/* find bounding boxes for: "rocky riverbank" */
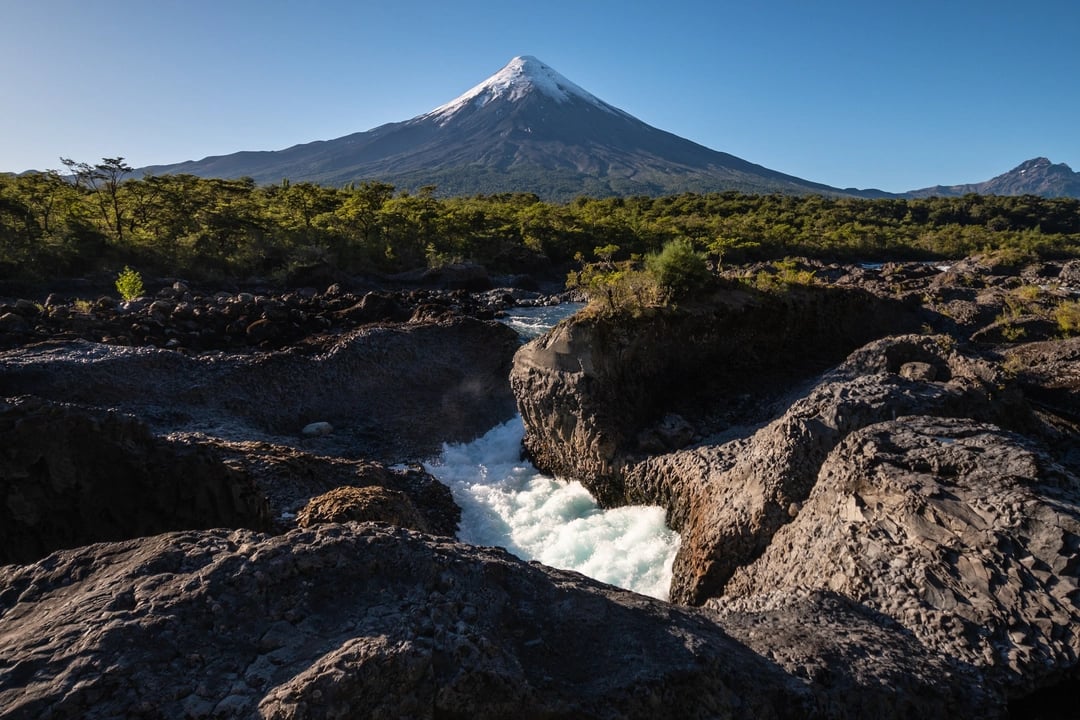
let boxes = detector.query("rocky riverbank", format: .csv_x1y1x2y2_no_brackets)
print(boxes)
510,256,1080,714
2,257,1079,718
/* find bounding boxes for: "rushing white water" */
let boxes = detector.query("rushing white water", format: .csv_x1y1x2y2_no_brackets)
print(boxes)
423,301,681,601
426,417,680,600
497,302,584,339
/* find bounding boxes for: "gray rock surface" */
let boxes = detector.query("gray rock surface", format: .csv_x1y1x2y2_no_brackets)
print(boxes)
510,274,1080,713
0,396,270,564
0,524,818,720
708,590,998,718
4,261,1080,718
652,334,1035,605
510,283,923,507
717,415,1080,702
0,316,520,461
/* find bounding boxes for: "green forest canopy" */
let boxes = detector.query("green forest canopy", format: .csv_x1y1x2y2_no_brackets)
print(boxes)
2,158,1078,286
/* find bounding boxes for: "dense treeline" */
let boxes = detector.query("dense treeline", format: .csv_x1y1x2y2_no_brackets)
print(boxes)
2,158,1078,285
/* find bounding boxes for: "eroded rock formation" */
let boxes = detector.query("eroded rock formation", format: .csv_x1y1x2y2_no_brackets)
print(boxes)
0,525,818,720
0,396,270,564
510,282,924,506
716,415,1080,702
509,261,1080,712
3,260,1079,718
0,316,521,461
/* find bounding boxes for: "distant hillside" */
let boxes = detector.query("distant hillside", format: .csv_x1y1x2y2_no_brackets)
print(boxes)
906,157,1080,199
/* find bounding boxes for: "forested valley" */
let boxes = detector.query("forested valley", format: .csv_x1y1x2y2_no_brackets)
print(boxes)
2,158,1079,288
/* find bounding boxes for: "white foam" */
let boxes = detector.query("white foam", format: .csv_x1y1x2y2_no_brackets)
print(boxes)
499,302,584,340
426,416,680,600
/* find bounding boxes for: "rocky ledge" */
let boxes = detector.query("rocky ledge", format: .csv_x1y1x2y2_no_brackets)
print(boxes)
2,258,1079,718
510,257,1080,713
0,273,560,352
0,523,1021,719
0,315,521,461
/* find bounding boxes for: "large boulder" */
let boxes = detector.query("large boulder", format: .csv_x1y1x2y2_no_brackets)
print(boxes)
296,486,432,532
650,334,1035,605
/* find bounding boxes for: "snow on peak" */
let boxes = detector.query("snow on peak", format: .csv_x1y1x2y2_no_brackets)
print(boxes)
425,56,625,123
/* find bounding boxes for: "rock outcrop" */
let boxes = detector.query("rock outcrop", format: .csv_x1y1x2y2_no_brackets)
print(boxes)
652,334,1037,605
0,524,819,720
4,258,1080,717
296,486,432,533
716,415,1080,703
0,396,270,565
0,316,521,461
510,282,923,506
510,264,1080,711
0,284,519,352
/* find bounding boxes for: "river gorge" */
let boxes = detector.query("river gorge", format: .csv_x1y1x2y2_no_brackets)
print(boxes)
2,256,1079,718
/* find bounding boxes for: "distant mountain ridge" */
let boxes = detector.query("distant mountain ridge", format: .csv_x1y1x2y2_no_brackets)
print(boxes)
137,56,1080,201
905,157,1080,199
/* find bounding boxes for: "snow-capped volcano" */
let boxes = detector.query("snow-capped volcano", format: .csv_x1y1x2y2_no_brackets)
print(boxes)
426,55,629,123
138,56,882,199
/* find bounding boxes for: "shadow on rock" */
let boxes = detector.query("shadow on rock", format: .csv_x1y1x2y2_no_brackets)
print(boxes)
0,396,270,565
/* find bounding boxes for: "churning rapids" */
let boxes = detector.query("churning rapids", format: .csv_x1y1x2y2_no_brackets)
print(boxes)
424,303,681,601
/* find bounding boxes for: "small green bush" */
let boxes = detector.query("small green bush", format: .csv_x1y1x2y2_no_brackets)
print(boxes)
1055,300,1080,336
644,238,710,299
1014,284,1042,302
115,266,145,301
746,258,817,292
567,264,662,315
1000,323,1027,342
773,258,817,286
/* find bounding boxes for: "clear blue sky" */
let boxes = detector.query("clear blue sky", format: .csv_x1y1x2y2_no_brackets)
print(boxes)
2,0,1077,192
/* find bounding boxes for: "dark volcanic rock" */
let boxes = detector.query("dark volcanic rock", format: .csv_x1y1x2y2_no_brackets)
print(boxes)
0,317,521,461
509,272,1080,713
637,334,1034,606
0,396,270,565
0,284,516,353
717,415,1080,705
296,486,432,533
331,291,408,325
191,439,461,536
510,283,923,507
709,590,997,718
4,261,1079,718
511,321,1080,715
0,524,818,720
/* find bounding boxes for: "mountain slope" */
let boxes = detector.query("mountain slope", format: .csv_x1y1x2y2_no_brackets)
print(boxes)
140,56,882,200
137,57,1077,201
905,157,1080,198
